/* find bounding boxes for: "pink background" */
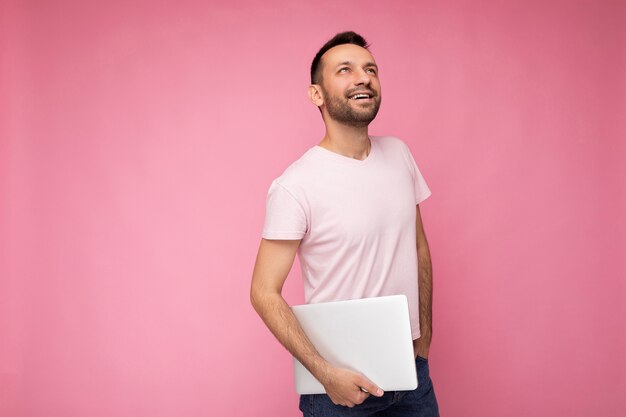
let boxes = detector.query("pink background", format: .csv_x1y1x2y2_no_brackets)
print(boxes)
1,0,624,416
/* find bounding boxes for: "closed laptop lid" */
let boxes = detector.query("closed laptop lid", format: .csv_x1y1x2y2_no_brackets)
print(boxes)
291,295,418,395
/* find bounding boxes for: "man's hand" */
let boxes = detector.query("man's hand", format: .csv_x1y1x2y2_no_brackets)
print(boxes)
320,366,384,407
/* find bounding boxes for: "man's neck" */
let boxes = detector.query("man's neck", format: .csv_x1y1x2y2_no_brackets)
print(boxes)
319,123,371,161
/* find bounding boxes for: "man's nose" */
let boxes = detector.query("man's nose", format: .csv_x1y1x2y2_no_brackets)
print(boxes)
354,68,372,86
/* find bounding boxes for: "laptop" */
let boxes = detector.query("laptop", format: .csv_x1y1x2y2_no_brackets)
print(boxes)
291,294,418,395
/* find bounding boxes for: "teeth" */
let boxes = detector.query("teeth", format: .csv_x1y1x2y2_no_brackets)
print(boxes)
351,94,370,99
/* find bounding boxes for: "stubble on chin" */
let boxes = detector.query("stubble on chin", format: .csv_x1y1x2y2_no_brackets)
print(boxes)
324,94,381,128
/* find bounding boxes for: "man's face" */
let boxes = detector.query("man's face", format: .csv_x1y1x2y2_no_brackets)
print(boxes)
316,44,382,127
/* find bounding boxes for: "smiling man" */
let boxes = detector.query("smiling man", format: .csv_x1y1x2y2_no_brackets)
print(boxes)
251,31,440,416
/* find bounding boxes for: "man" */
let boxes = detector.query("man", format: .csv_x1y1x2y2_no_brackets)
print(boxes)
250,31,440,416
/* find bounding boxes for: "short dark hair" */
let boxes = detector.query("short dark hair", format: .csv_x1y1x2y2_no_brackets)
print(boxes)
310,31,370,84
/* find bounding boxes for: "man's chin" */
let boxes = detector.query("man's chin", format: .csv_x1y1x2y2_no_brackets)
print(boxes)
324,101,380,127
338,115,378,128
355,110,379,125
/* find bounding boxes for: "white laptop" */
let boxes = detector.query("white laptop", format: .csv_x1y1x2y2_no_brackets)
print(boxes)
291,295,418,395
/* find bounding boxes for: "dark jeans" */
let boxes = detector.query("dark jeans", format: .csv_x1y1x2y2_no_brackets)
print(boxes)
299,356,440,417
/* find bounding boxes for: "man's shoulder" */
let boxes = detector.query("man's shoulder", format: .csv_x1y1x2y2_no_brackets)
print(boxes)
271,146,320,189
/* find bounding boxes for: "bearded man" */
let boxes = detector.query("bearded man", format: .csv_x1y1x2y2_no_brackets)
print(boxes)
251,31,440,417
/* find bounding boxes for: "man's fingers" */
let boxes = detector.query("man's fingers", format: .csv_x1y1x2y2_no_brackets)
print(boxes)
358,376,384,397
324,369,383,407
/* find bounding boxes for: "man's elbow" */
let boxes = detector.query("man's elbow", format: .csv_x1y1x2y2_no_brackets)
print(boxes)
250,281,263,314
250,280,278,316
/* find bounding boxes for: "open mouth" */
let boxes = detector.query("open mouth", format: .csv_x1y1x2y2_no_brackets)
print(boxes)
349,92,374,100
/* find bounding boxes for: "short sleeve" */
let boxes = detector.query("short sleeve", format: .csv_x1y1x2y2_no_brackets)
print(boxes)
262,180,308,240
401,142,432,205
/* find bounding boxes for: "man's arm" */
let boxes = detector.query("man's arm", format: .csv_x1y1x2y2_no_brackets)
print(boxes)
413,204,433,359
250,238,383,407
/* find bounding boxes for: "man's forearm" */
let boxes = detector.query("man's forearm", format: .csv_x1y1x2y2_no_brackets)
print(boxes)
417,246,433,341
251,292,332,384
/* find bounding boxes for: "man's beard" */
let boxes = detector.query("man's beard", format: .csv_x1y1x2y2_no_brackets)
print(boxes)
321,88,381,128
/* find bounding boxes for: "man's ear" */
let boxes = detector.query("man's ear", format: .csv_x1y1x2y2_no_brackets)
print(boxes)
308,84,324,107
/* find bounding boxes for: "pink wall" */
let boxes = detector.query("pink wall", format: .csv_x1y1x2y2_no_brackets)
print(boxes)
1,0,624,416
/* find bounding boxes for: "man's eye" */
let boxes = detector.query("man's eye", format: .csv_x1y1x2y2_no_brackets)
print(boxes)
366,68,377,74
339,67,349,73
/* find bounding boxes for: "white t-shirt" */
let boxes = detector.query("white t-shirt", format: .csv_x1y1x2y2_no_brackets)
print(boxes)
262,135,431,339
